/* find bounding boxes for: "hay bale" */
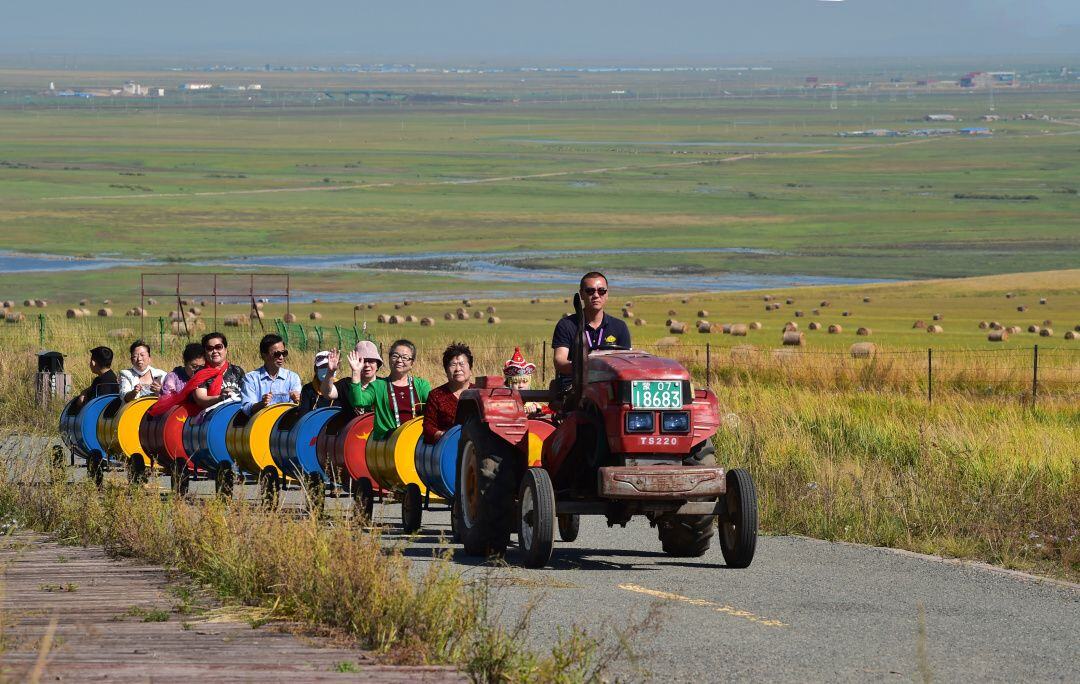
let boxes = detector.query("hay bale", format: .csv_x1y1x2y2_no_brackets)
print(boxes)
912,320,926,329
681,297,690,304
34,299,47,308
354,305,363,311
665,318,675,327
812,308,821,316
463,299,471,306
224,314,250,327
667,309,677,316
188,306,201,315
1075,324,1080,332
749,321,762,330
669,322,687,334
473,310,483,319
856,327,872,336
978,321,989,329
146,298,158,306
656,336,678,347
254,301,264,310
794,310,804,318
932,313,943,321
695,319,706,328
107,327,135,340
403,300,412,307
388,315,403,325
487,316,501,325
5,312,25,323
420,317,435,327
444,312,454,320
624,301,633,308
308,311,322,320
635,318,647,327
66,308,83,319
841,311,851,317
1064,331,1078,340
22,299,32,307
783,322,798,332
730,323,748,337
621,308,634,319
926,325,943,334
721,323,733,334
850,342,876,358
1016,306,1027,312
486,305,497,314
988,329,1009,342
394,303,402,310
283,313,298,323
989,321,1002,330
1027,325,1040,334
1005,292,1014,299
782,331,805,346
1007,326,1022,334
808,321,821,331
827,324,842,334
1039,327,1053,337
531,298,540,304
367,303,376,309
377,314,388,324
697,309,709,318
862,296,871,303
764,304,773,313
405,315,418,323
171,319,206,335
1043,319,1053,327
456,312,468,321
697,321,712,333
1039,298,1047,305
820,300,830,307
97,308,113,317
730,344,758,361
785,298,794,305
1,300,12,308
762,295,773,302
250,308,264,320
772,303,782,311
456,307,467,316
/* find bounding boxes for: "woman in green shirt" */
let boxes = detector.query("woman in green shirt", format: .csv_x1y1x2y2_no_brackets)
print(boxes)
347,338,432,440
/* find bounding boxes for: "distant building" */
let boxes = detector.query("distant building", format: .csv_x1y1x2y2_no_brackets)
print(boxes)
925,114,957,122
960,127,992,136
180,83,213,91
981,114,1000,122
122,81,149,96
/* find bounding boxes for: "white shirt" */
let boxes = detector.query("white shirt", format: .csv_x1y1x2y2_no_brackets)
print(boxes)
118,365,167,400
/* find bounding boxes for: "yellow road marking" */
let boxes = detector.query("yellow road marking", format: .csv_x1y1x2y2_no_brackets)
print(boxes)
618,583,788,628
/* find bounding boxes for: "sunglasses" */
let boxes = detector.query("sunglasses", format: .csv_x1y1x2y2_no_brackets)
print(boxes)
582,287,608,296
271,350,289,359
204,343,225,352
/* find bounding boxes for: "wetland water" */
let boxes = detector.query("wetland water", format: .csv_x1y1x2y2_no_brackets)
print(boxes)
0,249,888,301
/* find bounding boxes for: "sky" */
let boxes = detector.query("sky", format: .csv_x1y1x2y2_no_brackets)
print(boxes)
4,1,1079,61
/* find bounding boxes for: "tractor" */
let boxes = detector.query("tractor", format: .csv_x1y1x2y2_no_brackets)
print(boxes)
453,295,757,568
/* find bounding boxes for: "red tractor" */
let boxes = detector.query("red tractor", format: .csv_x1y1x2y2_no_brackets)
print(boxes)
453,295,757,568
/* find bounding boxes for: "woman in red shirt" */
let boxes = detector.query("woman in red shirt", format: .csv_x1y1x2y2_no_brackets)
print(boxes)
422,342,475,444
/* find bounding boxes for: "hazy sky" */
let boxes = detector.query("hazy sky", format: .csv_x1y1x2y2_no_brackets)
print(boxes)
5,1,1079,61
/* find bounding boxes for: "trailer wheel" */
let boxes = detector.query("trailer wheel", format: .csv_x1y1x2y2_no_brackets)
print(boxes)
658,515,714,557
352,478,374,523
170,459,190,496
718,468,758,568
401,483,423,533
127,455,148,485
88,452,105,488
214,468,234,498
257,467,280,508
557,514,580,542
518,468,556,568
305,473,325,516
51,445,66,470
457,418,518,557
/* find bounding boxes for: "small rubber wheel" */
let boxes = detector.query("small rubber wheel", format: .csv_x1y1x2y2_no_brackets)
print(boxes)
719,468,758,568
518,467,556,568
214,468,235,498
306,473,326,515
557,513,580,543
127,455,148,485
171,459,191,496
258,467,280,508
352,478,374,523
88,452,105,488
401,483,422,533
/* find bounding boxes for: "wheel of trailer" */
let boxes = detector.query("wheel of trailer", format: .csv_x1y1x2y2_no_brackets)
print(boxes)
457,418,519,557
305,473,325,516
127,455,149,485
718,468,758,568
517,467,556,568
257,467,280,508
170,459,190,496
401,483,422,533
51,445,66,469
658,515,714,557
88,452,105,488
214,468,235,498
557,513,580,542
352,478,374,524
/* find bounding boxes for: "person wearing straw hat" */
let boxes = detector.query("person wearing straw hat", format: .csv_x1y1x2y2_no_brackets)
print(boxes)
347,339,432,440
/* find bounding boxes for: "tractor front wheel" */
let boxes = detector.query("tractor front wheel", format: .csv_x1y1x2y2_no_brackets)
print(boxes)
718,468,758,568
658,515,714,557
518,468,556,568
456,418,518,557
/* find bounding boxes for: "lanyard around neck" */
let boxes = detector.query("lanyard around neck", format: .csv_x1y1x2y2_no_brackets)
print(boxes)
388,377,416,426
584,320,605,350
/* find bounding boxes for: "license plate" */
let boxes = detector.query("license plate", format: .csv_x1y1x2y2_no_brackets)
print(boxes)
630,381,683,409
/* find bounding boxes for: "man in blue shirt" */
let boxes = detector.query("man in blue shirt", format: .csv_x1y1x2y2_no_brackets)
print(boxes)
241,333,302,415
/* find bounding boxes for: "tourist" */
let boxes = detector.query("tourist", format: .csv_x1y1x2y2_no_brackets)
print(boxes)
552,271,631,392
74,346,118,408
160,343,206,401
297,349,353,413
240,333,301,415
348,338,431,440
422,342,474,444
118,340,166,402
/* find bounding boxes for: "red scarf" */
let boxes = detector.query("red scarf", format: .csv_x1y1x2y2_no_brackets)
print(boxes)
148,362,229,417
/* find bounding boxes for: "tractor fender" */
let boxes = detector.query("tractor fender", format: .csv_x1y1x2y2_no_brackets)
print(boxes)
456,387,529,451
692,388,721,444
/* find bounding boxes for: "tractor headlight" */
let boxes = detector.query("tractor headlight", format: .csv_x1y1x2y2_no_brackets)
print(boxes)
625,411,655,433
660,411,690,434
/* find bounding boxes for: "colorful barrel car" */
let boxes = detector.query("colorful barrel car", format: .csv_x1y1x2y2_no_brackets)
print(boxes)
271,406,339,483
229,402,294,487
97,396,157,480
59,394,117,486
366,417,432,532
414,424,462,501
139,403,196,492
316,412,383,520
182,400,244,493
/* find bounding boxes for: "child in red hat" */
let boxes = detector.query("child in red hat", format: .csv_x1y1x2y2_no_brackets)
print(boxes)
504,347,548,415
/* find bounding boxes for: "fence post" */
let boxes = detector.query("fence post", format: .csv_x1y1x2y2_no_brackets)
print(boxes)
158,317,166,354
542,340,547,384
1032,344,1039,407
927,348,933,404
706,342,711,387
38,313,45,346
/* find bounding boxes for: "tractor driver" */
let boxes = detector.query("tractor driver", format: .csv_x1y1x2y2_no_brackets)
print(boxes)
551,271,631,393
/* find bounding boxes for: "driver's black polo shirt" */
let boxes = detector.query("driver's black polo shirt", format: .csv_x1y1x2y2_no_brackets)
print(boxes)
551,311,632,391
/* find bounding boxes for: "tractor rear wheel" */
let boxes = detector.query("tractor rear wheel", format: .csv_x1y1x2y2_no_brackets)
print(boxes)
557,513,580,542
352,478,374,524
658,515,714,557
517,468,556,568
456,418,519,557
718,468,758,568
684,440,716,466
401,483,423,533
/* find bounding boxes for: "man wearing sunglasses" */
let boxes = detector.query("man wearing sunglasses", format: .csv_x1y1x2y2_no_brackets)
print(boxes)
240,333,302,415
552,271,631,392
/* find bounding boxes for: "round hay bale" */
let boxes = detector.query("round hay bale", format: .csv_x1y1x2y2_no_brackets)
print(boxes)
1042,319,1053,327
681,298,690,304
312,298,321,304
856,327,872,336
850,342,876,358
1,300,12,308
22,299,32,307
1075,324,1080,332
5,312,25,323
188,306,201,315
785,298,794,305
624,301,633,308
665,318,675,327
444,312,454,320
309,311,322,321
669,322,687,334
988,329,1009,342
989,321,1002,330
634,318,647,327
255,301,264,310
730,323,748,337
33,299,46,308
794,310,804,318
377,314,388,324
456,307,467,316
394,304,402,310
695,319,706,328
1064,331,1078,340
912,320,926,329
146,298,157,305
420,317,435,327
772,303,782,310
473,310,483,320
367,303,376,310
932,313,943,321
404,315,418,323
179,299,189,306
66,308,83,319
783,322,798,332
1039,327,1053,337
463,299,472,306
1005,292,1014,298
773,346,802,362
764,304,773,313
667,309,677,316
1007,326,1022,334
820,300,830,307
762,295,773,302
107,328,135,340
403,300,412,307
721,323,733,334
656,336,678,347
812,308,821,316
862,296,871,303
531,298,540,304
730,344,758,361
978,321,989,329
927,325,943,334
224,314,250,327
388,315,402,325
250,308,264,320
199,300,208,307
283,313,298,323
808,321,821,331
486,305,496,314
172,319,207,335
749,321,762,330
487,316,501,325
1016,306,1027,312
1039,298,1047,305
827,324,842,334
697,309,709,318
782,331,805,346
1027,325,1040,334
621,308,634,319
456,312,468,321
354,305,363,311
841,311,851,317
97,308,113,317
697,321,712,333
